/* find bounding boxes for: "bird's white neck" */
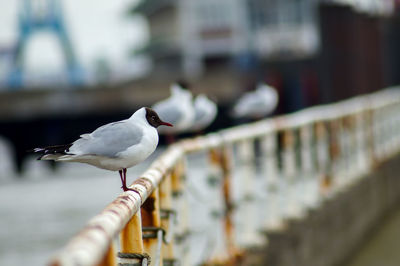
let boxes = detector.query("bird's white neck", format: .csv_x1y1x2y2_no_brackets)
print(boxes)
129,107,146,122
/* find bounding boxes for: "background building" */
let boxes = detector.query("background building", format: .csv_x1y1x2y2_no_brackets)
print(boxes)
132,0,397,111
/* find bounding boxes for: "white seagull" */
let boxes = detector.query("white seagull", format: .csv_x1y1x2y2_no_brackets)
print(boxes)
33,107,172,192
152,82,195,135
191,94,217,132
232,83,278,119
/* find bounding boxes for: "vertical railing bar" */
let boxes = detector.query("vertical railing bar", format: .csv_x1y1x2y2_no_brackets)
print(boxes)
327,119,341,193
170,158,190,266
366,109,377,169
281,129,299,218
220,144,239,261
261,132,280,229
97,241,117,266
160,173,176,265
315,121,330,195
141,188,162,266
299,123,316,208
236,138,260,245
119,211,147,265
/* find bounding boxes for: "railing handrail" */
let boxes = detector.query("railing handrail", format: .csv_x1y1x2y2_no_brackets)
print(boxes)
49,87,400,266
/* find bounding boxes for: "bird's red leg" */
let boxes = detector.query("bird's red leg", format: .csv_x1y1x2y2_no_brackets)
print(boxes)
120,168,135,192
123,168,128,190
119,170,127,191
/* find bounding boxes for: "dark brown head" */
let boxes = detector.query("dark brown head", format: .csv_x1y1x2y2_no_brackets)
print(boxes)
175,79,191,90
145,107,173,128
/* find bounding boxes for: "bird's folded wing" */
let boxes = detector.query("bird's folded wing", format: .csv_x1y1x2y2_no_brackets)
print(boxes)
70,121,143,157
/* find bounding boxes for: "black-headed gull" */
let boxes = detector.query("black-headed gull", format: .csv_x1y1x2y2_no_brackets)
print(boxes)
232,83,278,119
33,107,172,192
152,82,195,136
191,94,217,132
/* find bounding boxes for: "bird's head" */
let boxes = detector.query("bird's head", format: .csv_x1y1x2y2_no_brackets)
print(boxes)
145,107,173,128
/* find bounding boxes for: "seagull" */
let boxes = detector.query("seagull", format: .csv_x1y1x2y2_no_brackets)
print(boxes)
33,107,172,192
191,94,217,132
152,82,195,139
232,83,278,119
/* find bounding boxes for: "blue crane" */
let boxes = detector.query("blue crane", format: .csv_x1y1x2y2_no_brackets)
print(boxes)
8,0,83,88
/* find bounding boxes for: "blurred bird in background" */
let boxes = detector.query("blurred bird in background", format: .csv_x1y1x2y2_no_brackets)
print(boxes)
190,93,218,133
231,83,279,120
152,81,195,142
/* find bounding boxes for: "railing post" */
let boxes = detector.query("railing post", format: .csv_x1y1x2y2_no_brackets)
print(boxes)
97,241,117,266
205,146,230,263
366,109,377,169
354,111,368,175
282,129,300,218
393,103,400,151
315,121,330,194
141,189,163,266
159,174,176,266
327,120,340,192
170,159,190,266
220,144,239,261
119,212,148,265
299,123,317,207
342,115,357,182
236,139,262,246
261,132,280,229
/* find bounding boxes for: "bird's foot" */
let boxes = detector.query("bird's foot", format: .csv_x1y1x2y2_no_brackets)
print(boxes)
121,185,137,193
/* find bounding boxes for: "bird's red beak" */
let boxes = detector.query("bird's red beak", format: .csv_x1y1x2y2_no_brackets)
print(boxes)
161,121,173,127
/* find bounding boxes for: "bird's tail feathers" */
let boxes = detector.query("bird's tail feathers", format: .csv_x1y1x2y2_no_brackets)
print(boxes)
32,144,73,160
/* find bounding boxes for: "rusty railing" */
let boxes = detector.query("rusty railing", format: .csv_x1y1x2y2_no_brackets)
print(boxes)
49,87,400,266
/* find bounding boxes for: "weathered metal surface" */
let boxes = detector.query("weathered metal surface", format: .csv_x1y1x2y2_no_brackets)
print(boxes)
49,146,183,266
119,212,144,265
49,87,400,266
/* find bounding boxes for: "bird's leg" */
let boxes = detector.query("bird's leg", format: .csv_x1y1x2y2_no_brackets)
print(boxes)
120,168,135,192
119,170,126,190
123,168,128,189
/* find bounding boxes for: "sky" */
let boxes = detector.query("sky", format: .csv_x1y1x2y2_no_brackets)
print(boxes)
0,0,147,74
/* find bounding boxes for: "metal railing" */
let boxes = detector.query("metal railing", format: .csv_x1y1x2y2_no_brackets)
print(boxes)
49,87,400,266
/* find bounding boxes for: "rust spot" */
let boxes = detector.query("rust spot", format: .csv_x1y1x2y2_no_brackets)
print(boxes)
120,200,129,208
108,209,120,217
142,240,153,252
120,195,130,201
90,224,107,234
142,197,155,213
135,178,152,191
321,174,333,191
141,197,156,226
48,260,61,266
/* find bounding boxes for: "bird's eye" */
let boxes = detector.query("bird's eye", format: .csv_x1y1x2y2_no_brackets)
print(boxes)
152,115,156,120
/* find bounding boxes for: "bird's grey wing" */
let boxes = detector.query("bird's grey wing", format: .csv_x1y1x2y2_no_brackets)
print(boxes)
70,121,143,157
233,93,258,116
153,102,182,125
